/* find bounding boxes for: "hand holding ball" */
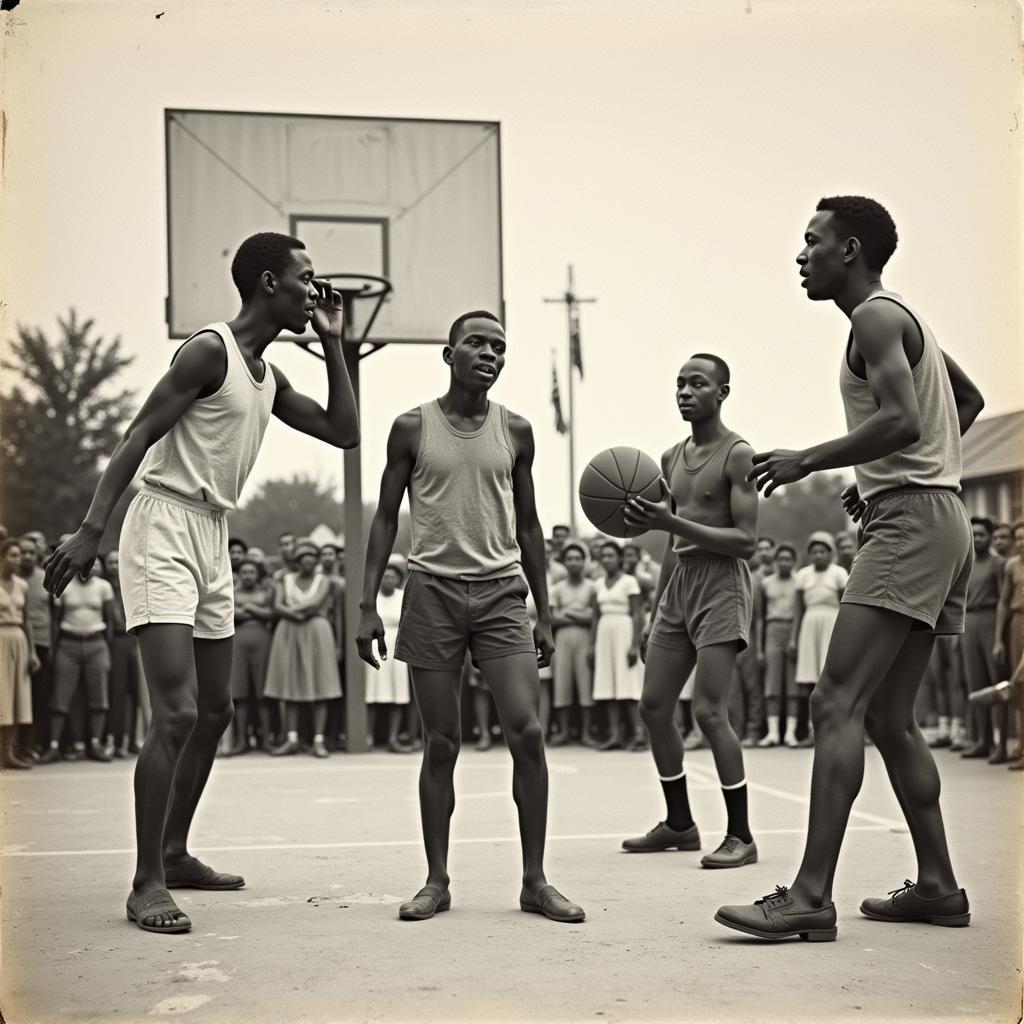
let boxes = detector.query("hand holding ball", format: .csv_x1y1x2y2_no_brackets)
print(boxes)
578,447,664,538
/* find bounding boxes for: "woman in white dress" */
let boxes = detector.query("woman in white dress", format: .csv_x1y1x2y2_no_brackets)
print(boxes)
590,541,647,751
0,539,38,769
367,561,413,753
790,531,848,748
265,539,342,758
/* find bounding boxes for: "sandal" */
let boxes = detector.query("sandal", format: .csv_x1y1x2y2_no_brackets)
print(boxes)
164,856,245,890
126,888,192,933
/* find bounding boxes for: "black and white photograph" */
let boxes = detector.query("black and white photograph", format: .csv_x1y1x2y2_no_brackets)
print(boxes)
0,1,1021,1022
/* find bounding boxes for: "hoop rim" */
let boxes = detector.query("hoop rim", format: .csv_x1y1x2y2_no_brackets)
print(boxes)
321,273,393,300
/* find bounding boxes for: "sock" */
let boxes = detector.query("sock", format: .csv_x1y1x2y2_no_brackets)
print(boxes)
766,715,780,740
937,716,950,737
951,717,964,740
659,770,694,831
785,715,798,742
287,730,298,743
721,780,752,843
313,733,324,743
49,740,59,749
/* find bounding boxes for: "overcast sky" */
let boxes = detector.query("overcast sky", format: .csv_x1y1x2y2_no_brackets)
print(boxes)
2,0,1020,535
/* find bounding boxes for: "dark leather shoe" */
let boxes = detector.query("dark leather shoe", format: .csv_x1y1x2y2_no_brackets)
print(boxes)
622,821,700,852
399,885,451,921
520,884,585,923
715,886,837,941
860,880,970,926
987,747,1008,765
960,742,990,759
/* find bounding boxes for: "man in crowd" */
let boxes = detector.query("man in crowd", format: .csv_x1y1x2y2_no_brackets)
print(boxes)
834,531,857,574
17,535,53,759
758,542,798,747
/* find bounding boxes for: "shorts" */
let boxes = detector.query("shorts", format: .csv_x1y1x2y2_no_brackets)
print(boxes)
119,486,234,640
395,571,536,671
843,487,972,635
647,554,752,655
51,634,110,713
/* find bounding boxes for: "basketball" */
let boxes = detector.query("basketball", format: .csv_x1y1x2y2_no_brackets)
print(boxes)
578,446,663,538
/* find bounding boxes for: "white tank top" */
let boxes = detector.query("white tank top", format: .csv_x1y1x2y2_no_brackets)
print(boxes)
839,292,961,500
141,323,277,510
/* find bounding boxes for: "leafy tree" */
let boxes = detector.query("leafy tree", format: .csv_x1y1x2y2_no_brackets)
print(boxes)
0,310,135,539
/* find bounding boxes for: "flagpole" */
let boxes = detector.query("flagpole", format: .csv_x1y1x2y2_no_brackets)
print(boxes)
545,265,595,537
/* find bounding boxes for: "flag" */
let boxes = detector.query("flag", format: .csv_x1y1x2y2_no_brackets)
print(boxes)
551,359,568,434
569,304,583,378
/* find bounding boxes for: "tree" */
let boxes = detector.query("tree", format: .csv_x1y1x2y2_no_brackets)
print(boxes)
227,475,347,552
0,310,136,538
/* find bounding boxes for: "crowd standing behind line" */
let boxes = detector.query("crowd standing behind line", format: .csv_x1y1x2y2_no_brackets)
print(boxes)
1,517,1021,769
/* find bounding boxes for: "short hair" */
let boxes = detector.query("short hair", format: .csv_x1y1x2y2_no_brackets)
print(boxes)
970,515,994,534
775,542,798,560
689,353,731,385
319,543,341,556
757,536,776,548
993,521,1011,533
448,310,501,347
228,537,248,552
599,540,624,561
231,232,306,300
237,555,265,579
17,534,38,551
552,524,571,535
0,538,22,558
562,541,588,561
816,196,898,272
623,543,641,556
279,532,296,542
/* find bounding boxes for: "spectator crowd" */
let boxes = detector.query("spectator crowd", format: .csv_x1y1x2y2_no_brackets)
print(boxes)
1,514,1022,772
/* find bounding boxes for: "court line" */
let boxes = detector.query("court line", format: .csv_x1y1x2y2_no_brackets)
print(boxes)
683,762,905,829
1,826,892,859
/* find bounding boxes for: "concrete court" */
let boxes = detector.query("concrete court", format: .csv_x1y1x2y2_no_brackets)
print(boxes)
1,744,1021,1024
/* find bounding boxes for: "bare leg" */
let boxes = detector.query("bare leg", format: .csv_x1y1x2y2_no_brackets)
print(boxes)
639,644,696,776
478,652,550,892
410,666,463,891
130,624,201,928
789,605,914,907
864,631,960,895
538,681,552,740
162,637,234,866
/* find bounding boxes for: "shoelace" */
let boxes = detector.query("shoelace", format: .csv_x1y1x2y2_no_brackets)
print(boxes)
887,879,915,902
715,836,740,854
756,885,789,907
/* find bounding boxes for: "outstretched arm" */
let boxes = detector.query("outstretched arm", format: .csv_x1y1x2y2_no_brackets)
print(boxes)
356,412,418,668
625,442,758,560
270,282,359,449
510,414,554,668
43,333,225,595
748,301,924,496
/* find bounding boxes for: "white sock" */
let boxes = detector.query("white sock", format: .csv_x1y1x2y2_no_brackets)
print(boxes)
766,715,780,740
287,730,298,742
313,733,324,743
785,715,798,740
937,716,950,736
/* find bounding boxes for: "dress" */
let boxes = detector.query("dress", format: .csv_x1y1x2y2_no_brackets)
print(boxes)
264,573,342,702
592,573,642,701
366,588,410,704
0,576,32,726
795,563,849,684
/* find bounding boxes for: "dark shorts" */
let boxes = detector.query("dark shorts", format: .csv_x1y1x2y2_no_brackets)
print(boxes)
843,487,972,635
395,571,536,671
648,555,752,655
51,634,110,713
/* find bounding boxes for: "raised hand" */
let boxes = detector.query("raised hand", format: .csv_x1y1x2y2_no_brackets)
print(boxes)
310,280,345,341
746,449,810,497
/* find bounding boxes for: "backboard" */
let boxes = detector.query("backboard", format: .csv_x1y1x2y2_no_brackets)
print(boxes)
165,110,504,344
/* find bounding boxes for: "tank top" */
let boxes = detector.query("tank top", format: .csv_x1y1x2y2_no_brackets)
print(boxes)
141,323,277,510
407,400,522,580
965,553,1003,612
665,430,746,558
839,292,961,501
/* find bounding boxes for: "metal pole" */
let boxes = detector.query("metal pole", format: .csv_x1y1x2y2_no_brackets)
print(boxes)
567,266,577,535
341,325,367,753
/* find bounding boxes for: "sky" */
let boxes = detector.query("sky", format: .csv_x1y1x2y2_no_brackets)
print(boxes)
2,0,1020,537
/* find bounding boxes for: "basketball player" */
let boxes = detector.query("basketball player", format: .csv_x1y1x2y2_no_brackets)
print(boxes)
716,196,984,941
356,311,585,924
43,232,360,934
620,353,760,868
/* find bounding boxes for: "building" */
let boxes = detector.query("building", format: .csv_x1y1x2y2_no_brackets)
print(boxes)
960,410,1024,524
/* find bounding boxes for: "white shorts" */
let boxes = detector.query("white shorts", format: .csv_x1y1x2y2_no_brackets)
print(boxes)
119,486,234,640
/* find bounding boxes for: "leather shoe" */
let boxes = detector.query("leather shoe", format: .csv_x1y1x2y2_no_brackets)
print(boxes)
715,885,837,941
622,821,700,853
860,880,970,926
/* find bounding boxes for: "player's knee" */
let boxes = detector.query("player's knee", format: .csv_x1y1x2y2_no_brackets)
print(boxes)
157,704,199,745
693,698,725,734
203,698,234,733
508,719,544,756
639,695,672,728
808,677,851,727
425,730,461,766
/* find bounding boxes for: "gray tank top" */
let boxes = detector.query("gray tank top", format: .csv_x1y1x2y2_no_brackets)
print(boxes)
839,291,961,500
666,430,745,558
407,400,522,580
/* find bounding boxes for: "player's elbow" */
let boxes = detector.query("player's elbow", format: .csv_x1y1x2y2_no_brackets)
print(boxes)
332,429,360,450
737,534,757,561
891,410,921,447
